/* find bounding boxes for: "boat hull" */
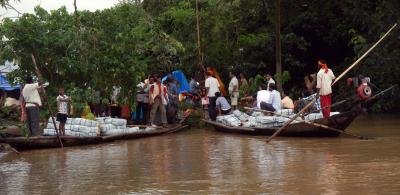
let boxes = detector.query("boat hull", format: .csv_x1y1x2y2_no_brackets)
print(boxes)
0,124,188,151
204,110,360,137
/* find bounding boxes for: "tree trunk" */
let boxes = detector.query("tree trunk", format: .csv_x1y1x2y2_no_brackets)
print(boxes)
275,0,282,91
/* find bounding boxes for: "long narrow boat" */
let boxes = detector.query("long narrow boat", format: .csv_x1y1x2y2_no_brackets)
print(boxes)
0,124,188,151
203,109,360,137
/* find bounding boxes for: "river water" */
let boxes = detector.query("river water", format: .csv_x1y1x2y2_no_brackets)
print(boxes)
1,114,399,194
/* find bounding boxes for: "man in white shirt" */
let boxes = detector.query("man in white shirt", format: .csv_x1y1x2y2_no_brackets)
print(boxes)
316,59,335,118
22,77,49,136
205,70,220,121
228,71,239,109
56,88,70,135
256,84,271,109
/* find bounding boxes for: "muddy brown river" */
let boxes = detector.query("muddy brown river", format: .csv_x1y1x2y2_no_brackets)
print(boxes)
1,114,399,194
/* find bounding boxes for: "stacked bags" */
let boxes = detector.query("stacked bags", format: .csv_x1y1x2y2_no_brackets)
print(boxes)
43,117,157,137
97,117,156,135
96,117,138,135
43,118,100,137
217,109,340,128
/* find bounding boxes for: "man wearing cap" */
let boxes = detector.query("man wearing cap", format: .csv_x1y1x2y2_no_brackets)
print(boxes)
316,59,335,118
205,70,220,121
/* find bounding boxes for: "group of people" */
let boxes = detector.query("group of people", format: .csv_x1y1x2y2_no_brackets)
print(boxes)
135,74,179,128
19,59,335,136
202,59,335,121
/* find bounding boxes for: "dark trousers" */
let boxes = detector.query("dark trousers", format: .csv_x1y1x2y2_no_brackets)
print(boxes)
26,106,40,136
135,102,148,125
208,96,217,121
260,102,276,112
167,100,178,124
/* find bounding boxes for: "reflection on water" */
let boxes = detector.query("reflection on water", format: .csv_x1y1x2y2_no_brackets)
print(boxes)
1,114,400,194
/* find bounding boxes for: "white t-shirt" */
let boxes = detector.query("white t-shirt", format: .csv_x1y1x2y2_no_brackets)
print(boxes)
56,95,69,114
22,83,46,107
256,90,271,109
228,76,239,94
316,69,335,95
205,76,220,97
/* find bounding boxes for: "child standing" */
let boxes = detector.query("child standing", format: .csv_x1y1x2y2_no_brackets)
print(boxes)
200,88,209,119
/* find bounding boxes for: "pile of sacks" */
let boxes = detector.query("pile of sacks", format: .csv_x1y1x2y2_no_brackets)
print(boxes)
43,117,157,137
43,118,100,137
96,117,141,136
216,109,340,128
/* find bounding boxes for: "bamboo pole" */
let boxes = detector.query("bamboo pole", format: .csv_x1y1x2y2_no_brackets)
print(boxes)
30,54,64,148
333,23,397,85
275,0,282,91
195,0,205,75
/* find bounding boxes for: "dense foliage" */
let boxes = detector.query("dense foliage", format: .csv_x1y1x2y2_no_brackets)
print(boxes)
143,0,400,112
1,2,183,110
1,0,399,112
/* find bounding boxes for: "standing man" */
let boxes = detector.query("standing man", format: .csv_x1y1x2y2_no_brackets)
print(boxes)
264,73,275,91
316,59,335,118
21,76,48,136
149,75,168,127
205,70,220,121
56,88,70,135
228,71,239,110
135,83,146,124
166,76,179,124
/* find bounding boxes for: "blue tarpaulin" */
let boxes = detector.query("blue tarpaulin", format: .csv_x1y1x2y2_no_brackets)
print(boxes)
162,70,191,93
0,75,20,91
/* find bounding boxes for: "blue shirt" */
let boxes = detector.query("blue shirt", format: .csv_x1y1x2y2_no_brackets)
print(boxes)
267,90,282,111
216,97,231,111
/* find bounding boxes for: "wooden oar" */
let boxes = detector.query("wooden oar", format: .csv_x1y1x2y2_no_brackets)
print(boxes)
245,107,371,140
266,23,397,143
30,54,64,148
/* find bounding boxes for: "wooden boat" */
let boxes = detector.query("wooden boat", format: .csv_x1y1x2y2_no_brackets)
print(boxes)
203,109,360,137
0,124,188,151
102,124,188,142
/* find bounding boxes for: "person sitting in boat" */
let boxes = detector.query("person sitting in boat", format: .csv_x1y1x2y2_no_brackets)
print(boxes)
240,84,270,109
281,90,294,109
256,84,271,110
295,90,322,114
260,83,281,112
215,92,231,115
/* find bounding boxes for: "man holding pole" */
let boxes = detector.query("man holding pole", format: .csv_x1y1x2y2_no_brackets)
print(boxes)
21,76,49,136
316,59,335,119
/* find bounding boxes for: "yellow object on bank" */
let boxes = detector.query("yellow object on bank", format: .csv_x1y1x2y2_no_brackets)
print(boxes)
81,104,95,120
